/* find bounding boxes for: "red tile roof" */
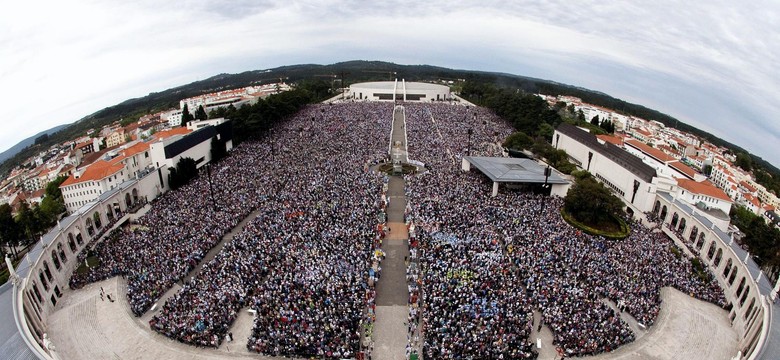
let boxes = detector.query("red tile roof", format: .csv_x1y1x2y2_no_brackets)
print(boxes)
596,134,624,146
739,181,757,193
109,142,150,165
677,178,731,201
669,161,697,179
625,139,676,162
152,127,191,141
61,160,124,187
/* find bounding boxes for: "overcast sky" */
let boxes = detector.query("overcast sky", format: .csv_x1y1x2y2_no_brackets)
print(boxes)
2,0,779,167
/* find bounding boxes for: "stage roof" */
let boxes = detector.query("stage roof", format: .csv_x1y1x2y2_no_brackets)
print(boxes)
464,157,569,184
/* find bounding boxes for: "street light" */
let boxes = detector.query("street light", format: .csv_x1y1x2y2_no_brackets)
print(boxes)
206,163,216,212
467,128,473,156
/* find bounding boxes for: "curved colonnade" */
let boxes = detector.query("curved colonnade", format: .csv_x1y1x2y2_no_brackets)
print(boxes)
9,169,162,358
653,192,772,359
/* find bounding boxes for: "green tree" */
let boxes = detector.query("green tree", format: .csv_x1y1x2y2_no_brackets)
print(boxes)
195,105,208,120
0,204,20,258
702,164,713,176
167,157,198,190
577,109,586,123
564,171,625,225
537,122,555,142
590,115,600,126
181,104,194,127
735,152,752,171
15,201,37,244
210,136,227,163
503,132,534,151
38,176,67,224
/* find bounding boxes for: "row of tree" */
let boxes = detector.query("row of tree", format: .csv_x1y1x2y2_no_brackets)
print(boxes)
0,176,67,259
730,205,780,276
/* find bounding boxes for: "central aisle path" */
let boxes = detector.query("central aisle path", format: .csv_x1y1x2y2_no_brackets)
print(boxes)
373,106,412,360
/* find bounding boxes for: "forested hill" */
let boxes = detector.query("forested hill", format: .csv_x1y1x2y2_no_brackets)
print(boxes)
3,60,778,183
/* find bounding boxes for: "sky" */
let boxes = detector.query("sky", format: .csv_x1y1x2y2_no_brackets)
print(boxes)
1,0,779,167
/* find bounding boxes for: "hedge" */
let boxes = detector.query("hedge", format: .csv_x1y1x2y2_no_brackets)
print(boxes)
560,209,631,240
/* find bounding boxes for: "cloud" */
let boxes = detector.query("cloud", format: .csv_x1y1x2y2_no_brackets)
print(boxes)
0,0,778,166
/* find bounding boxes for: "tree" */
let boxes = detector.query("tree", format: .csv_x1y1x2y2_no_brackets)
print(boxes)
38,176,67,224
702,164,713,176
34,133,49,145
0,204,20,258
577,109,586,123
181,104,194,126
564,171,625,225
210,136,227,163
167,157,198,190
15,201,37,244
195,105,208,120
590,115,600,126
735,152,752,171
503,132,534,151
537,122,555,142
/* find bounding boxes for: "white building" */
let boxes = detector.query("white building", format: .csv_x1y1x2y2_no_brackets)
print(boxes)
164,109,184,127
349,80,450,102
554,123,664,215
149,119,233,189
60,120,231,213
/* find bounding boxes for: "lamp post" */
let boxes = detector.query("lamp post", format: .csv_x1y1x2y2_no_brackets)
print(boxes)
467,128,473,156
206,163,216,212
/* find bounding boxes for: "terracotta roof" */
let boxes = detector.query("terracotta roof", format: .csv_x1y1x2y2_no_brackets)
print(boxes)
61,160,124,187
30,189,45,199
109,142,150,165
764,204,775,211
596,134,624,146
123,122,140,132
634,128,652,136
677,178,731,201
152,127,191,141
625,139,676,162
740,181,757,193
669,161,697,179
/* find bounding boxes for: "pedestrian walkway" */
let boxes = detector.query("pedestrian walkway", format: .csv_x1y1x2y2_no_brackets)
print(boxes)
141,207,267,322
373,106,412,360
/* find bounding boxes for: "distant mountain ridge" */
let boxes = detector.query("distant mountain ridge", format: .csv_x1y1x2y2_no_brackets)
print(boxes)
0,124,70,163
1,60,777,178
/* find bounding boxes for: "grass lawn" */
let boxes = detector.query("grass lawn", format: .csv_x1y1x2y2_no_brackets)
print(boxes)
75,256,101,275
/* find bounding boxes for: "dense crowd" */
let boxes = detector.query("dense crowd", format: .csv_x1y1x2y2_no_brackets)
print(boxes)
146,102,392,356
403,103,725,357
70,99,726,358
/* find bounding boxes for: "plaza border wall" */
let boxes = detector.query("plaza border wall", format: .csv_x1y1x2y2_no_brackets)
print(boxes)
10,169,164,359
653,192,772,359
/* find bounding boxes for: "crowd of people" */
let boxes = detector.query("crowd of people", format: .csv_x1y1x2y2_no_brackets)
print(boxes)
402,102,725,357
69,99,727,358
147,102,392,356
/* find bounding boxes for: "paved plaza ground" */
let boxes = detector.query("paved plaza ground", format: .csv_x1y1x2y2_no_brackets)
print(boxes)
47,281,737,360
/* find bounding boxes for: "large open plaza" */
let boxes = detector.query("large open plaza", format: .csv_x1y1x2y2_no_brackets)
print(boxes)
4,87,776,359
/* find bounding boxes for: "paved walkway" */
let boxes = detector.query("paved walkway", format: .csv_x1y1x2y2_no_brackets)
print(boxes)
373,106,411,360
141,207,266,322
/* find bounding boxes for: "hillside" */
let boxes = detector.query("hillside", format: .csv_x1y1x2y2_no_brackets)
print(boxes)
0,124,70,163
2,60,777,182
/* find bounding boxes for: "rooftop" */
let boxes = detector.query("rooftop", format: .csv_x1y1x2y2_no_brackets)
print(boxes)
61,160,124,187
556,123,657,182
464,156,569,184
350,81,449,91
677,178,731,201
625,139,677,163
